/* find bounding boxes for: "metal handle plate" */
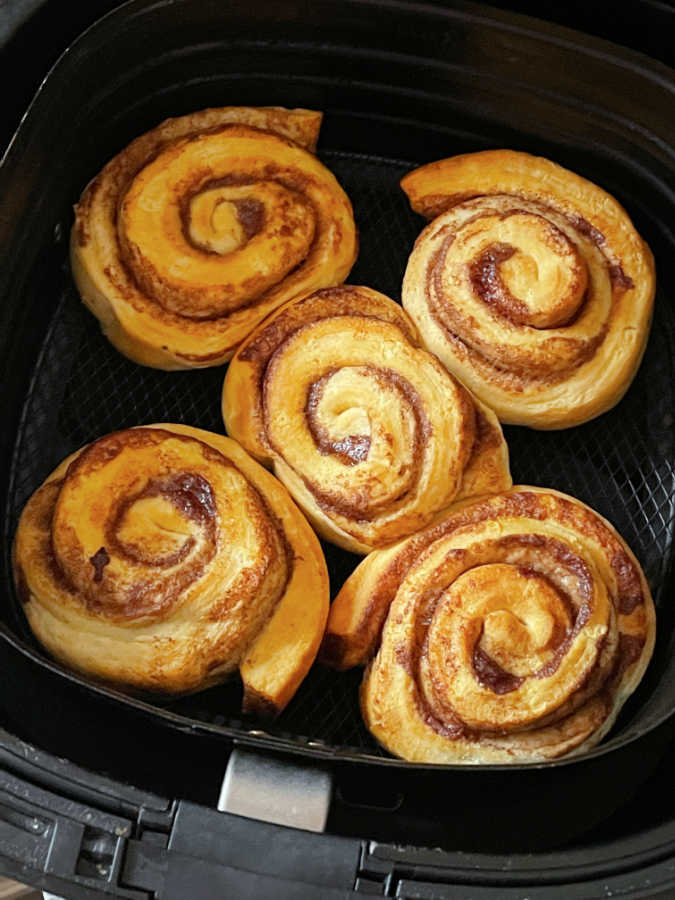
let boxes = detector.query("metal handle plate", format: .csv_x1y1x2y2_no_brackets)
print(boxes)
218,748,332,833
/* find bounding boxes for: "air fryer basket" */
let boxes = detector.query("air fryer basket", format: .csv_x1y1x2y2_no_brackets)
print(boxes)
6,150,675,764
1,0,675,862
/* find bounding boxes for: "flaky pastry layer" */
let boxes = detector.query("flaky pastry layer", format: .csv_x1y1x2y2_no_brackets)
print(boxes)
71,106,357,369
13,424,329,715
222,285,511,553
401,150,655,428
323,487,655,763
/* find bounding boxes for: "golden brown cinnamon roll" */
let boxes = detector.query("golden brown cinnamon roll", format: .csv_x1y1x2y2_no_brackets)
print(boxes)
12,424,329,715
322,487,655,763
222,285,511,554
71,106,357,369
401,150,655,428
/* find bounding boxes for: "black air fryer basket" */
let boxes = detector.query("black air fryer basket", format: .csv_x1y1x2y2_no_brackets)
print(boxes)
1,1,675,897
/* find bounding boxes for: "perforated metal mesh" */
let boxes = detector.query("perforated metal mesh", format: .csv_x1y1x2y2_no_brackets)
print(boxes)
6,152,675,758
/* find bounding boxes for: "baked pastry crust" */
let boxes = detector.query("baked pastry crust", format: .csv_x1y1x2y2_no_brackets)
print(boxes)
71,106,357,369
323,487,655,763
13,424,329,715
401,149,655,428
222,285,512,553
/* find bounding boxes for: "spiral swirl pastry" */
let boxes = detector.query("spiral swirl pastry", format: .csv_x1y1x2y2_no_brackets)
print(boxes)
71,106,357,369
222,285,511,554
321,487,655,762
12,424,329,715
401,150,655,428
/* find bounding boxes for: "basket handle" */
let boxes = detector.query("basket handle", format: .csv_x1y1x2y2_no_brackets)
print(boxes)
218,747,332,833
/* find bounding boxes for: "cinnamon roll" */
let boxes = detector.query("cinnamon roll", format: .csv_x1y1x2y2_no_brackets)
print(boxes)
322,487,655,763
222,285,512,554
12,424,329,715
71,106,357,369
401,150,655,428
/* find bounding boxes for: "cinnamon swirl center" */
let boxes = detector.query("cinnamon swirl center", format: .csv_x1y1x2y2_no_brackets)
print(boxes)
109,472,216,568
117,137,317,319
464,212,588,328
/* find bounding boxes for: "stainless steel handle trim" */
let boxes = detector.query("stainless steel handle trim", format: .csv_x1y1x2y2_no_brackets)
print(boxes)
218,748,332,833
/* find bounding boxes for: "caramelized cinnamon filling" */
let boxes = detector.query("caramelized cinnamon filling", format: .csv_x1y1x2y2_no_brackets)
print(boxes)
367,492,647,744
306,370,372,466
31,429,291,623
419,195,625,387
292,366,429,521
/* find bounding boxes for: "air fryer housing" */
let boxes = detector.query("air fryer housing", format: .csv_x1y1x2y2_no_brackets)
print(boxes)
1,1,674,897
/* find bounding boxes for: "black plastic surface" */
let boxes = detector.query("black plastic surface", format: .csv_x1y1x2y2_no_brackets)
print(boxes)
0,728,364,899
1,0,675,889
3,724,675,898
3,0,675,167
